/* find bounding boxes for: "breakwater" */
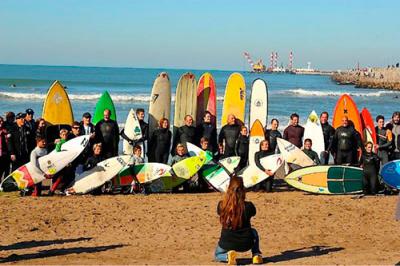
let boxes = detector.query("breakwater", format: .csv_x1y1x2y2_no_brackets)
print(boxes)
332,67,400,90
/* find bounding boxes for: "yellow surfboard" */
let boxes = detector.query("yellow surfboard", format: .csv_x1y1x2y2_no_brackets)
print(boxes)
221,73,246,126
42,80,74,125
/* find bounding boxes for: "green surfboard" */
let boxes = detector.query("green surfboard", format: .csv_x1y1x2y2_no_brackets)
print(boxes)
93,91,117,125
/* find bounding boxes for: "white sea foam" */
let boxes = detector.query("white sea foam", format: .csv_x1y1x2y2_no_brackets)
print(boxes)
283,88,398,97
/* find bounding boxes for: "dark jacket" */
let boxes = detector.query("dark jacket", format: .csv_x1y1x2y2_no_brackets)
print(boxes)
254,150,275,172
7,124,35,160
283,125,304,148
95,119,120,158
196,122,217,153
219,124,241,156
171,125,196,155
235,135,249,157
265,129,282,152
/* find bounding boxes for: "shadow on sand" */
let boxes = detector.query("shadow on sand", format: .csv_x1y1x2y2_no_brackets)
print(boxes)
0,237,92,251
236,245,344,265
0,244,125,263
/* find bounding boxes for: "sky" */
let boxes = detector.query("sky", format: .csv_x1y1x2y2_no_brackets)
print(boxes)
0,0,399,71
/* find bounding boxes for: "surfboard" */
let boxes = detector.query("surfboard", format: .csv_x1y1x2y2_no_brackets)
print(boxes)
1,135,89,191
70,155,131,194
148,72,171,143
239,165,269,189
172,153,207,179
122,109,143,155
332,94,362,136
284,165,364,194
93,91,117,125
203,156,241,192
196,72,217,126
111,163,172,187
380,160,400,189
186,142,214,164
360,108,377,145
248,119,265,165
221,73,246,127
249,79,268,128
303,110,326,160
42,80,74,126
277,138,314,167
174,72,197,129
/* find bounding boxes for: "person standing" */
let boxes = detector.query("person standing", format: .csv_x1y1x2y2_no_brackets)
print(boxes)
148,118,171,164
264,118,282,153
28,136,52,197
171,115,196,156
375,115,392,166
7,113,35,171
359,142,381,195
283,113,304,148
35,118,47,138
320,111,335,164
79,112,95,163
25,108,36,132
196,111,218,153
235,126,249,171
95,109,119,158
219,114,241,157
254,140,275,192
0,116,10,180
387,112,400,160
136,108,149,152
214,176,263,264
331,116,360,165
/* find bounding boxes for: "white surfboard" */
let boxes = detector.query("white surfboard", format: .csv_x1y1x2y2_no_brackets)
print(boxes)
1,135,90,190
277,138,315,167
240,165,269,188
249,79,268,128
303,110,325,159
122,109,143,155
204,156,241,192
70,155,131,194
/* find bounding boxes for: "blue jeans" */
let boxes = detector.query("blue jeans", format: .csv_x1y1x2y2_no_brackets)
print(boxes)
214,228,261,262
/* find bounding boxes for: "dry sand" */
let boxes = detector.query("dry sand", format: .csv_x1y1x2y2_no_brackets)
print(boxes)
0,190,399,265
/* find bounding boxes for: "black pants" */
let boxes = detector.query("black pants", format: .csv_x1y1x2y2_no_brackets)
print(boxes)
254,175,274,192
11,156,29,171
363,169,379,194
391,152,400,161
335,150,353,165
155,151,169,164
0,155,10,180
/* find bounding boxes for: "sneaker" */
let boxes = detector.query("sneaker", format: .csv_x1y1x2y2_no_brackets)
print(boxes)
227,250,237,265
252,254,263,264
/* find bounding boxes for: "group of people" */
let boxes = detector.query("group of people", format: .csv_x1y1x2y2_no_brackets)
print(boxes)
1,106,400,196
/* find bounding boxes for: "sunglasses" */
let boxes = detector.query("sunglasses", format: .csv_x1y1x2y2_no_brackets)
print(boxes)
72,127,80,130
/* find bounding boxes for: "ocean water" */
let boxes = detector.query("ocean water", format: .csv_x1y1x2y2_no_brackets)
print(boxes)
0,64,399,130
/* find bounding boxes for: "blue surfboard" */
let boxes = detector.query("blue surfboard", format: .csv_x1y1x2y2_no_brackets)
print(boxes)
380,160,400,189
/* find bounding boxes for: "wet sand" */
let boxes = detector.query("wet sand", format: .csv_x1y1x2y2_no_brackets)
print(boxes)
0,191,398,265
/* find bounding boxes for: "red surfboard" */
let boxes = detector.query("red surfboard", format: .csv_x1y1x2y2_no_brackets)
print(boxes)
196,73,217,126
360,108,377,145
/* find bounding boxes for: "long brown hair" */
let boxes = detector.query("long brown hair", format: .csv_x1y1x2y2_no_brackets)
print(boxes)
219,175,246,230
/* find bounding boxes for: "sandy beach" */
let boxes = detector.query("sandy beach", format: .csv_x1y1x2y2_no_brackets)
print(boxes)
0,190,398,265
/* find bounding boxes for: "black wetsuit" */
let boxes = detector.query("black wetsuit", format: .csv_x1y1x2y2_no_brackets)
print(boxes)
83,155,105,171
171,125,196,155
196,122,217,153
391,123,400,160
359,152,380,194
375,126,392,166
219,124,241,157
283,125,304,148
7,124,35,171
331,125,359,165
95,119,120,158
148,128,171,164
235,135,249,171
303,149,321,165
265,128,282,152
79,122,95,162
254,149,275,192
321,122,335,164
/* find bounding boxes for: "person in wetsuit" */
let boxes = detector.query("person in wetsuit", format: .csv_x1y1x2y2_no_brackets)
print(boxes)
148,118,171,164
196,111,217,153
359,142,380,195
320,111,335,164
95,109,119,159
264,118,282,153
375,115,392,166
214,175,263,265
302,138,321,165
254,140,275,192
135,108,148,155
219,114,241,157
386,112,400,160
171,115,196,156
235,126,249,171
331,116,360,165
283,113,304,148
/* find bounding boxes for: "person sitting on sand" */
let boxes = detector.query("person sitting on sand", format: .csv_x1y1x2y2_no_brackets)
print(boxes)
302,138,321,165
214,175,263,265
254,140,275,192
131,145,144,165
170,143,188,166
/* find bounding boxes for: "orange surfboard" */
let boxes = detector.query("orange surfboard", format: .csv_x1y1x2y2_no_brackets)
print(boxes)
332,94,362,136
